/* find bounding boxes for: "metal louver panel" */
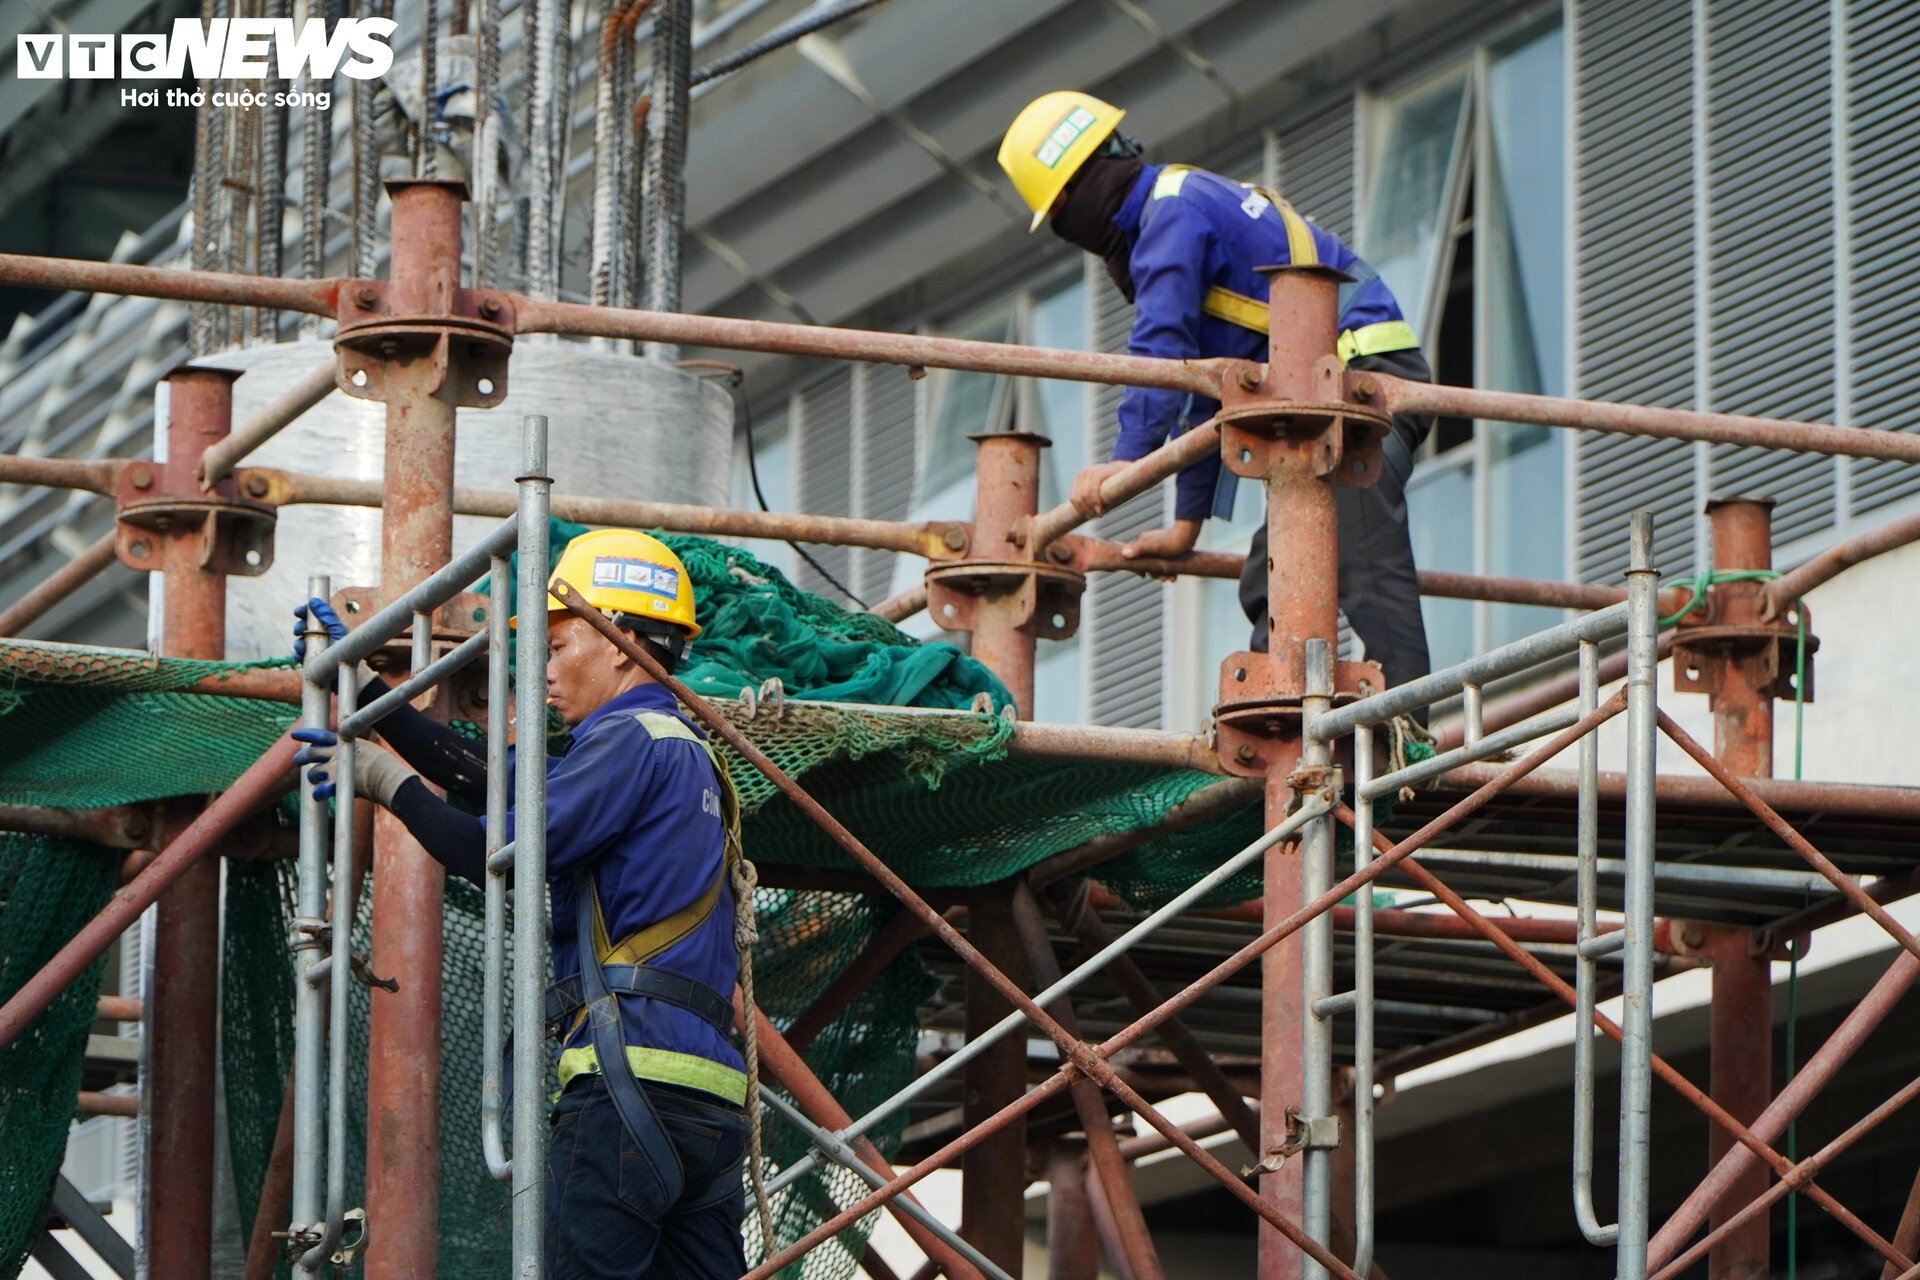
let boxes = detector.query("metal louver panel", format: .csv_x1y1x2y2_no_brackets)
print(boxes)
1847,0,1920,515
850,363,919,601
1572,0,1699,583
1083,255,1165,729
1705,0,1838,545
1268,99,1356,241
793,366,856,601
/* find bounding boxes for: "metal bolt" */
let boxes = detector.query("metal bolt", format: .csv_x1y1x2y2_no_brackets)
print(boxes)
355,285,377,308
245,474,270,498
1235,744,1258,764
943,528,967,552
1352,384,1373,404
1683,924,1707,949
479,297,501,318
129,539,149,559
130,466,153,490
1238,367,1263,391
907,365,927,381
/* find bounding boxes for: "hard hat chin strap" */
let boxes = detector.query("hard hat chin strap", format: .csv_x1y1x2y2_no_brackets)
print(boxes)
606,611,688,662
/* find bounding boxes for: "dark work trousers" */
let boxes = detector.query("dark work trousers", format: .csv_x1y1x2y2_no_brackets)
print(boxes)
546,1075,750,1280
1239,346,1436,698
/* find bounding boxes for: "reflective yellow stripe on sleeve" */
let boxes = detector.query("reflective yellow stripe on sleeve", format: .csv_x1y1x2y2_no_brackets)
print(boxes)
557,1045,750,1106
1335,320,1419,364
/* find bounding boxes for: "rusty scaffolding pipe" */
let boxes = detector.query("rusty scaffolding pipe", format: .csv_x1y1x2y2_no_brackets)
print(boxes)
1352,370,1920,462
0,532,120,638
1762,509,1920,619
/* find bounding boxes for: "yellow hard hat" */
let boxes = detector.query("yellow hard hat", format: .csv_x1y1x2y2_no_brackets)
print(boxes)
997,91,1126,233
518,528,701,639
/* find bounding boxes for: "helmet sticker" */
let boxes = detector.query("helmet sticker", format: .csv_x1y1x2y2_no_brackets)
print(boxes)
591,555,680,599
1034,105,1098,168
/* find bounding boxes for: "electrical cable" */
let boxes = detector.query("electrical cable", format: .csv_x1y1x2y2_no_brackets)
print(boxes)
681,363,869,608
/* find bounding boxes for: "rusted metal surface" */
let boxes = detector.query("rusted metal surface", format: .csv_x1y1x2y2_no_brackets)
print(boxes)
1434,758,1920,821
197,359,338,489
0,533,120,638
869,583,930,622
1655,1071,1920,1280
146,364,237,1280
0,801,153,848
556,587,1363,1280
1660,712,1920,967
1059,895,1261,1154
1648,957,1920,1265
1045,1143,1099,1280
360,180,464,1280
1023,422,1223,552
0,453,116,494
1701,926,1773,1280
1763,509,1920,620
1012,883,1166,1280
1342,814,1913,1270
515,295,1244,399
1026,777,1260,889
1884,1163,1920,1280
785,907,935,1054
748,1005,989,1280
1673,498,1811,733
244,1065,298,1280
1432,635,1673,753
960,887,1036,1273
95,994,142,1022
1415,569,1692,617
1351,369,1920,462
0,251,339,315
256,466,957,557
77,1091,139,1118
0,736,298,1050
931,432,1080,717
1007,721,1223,773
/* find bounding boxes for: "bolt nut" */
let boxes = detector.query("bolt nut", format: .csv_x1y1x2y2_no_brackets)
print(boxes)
1683,924,1707,948
354,285,378,308
1352,384,1373,403
943,528,967,551
1235,744,1258,763
479,297,501,318
1238,367,1263,391
130,466,154,490
245,473,270,498
128,539,150,559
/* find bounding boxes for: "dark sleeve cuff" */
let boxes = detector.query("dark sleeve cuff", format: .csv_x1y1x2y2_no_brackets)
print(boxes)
389,776,487,886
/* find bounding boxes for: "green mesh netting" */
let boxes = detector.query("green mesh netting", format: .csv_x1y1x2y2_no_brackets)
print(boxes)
0,834,118,1277
0,529,1384,1280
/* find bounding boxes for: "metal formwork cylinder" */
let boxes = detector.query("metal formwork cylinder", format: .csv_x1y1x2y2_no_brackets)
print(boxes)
199,339,734,659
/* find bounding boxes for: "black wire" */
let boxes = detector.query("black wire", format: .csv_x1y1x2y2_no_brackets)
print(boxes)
735,380,869,609
691,0,895,87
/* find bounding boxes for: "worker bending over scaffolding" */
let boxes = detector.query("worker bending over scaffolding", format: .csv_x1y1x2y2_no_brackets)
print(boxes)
1000,92,1434,696
293,530,755,1280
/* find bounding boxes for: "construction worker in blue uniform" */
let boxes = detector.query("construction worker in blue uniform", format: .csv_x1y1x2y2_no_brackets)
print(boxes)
999,92,1434,697
292,529,753,1280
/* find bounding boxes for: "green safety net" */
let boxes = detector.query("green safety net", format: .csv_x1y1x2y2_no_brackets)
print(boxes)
0,532,1351,1279
0,834,118,1278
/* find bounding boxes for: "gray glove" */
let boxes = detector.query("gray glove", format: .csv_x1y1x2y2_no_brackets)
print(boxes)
356,743,420,808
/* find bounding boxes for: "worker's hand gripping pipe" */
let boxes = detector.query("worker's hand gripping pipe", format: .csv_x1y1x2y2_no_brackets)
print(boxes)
510,415,554,1278
480,550,514,1183
1571,638,1620,1246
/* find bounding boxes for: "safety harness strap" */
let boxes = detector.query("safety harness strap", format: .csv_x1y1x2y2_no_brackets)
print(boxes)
545,965,734,1040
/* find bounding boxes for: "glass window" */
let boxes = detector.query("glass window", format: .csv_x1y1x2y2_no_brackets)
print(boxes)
1484,25,1567,644
1359,68,1471,341
1025,275,1088,510
919,308,1013,505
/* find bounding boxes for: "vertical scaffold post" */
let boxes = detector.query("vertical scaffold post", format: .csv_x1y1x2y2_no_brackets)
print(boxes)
363,178,467,1280
146,363,239,1280
1698,496,1780,1280
1045,1142,1098,1280
954,426,1051,1273
512,414,553,1278
1299,638,1336,1279
1616,511,1662,1276
480,549,513,1183
292,574,332,1274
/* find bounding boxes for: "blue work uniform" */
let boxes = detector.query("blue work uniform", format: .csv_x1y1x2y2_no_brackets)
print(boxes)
495,682,746,1103
1103,162,1435,695
1111,162,1418,521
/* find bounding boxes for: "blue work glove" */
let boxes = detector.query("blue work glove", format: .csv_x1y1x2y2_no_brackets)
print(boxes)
292,597,348,662
291,728,418,807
